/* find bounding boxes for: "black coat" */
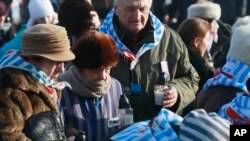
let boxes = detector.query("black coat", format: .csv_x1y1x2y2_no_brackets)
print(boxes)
187,47,214,92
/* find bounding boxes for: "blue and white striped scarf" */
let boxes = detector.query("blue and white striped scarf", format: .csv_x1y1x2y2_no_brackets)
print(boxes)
99,9,164,70
203,58,250,93
218,93,250,124
111,108,182,141
0,50,55,86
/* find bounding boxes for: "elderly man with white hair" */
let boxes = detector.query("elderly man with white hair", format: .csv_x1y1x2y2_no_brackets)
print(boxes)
99,0,199,122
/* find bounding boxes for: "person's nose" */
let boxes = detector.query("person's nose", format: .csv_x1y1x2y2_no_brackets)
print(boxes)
133,9,141,20
56,62,64,73
98,69,107,80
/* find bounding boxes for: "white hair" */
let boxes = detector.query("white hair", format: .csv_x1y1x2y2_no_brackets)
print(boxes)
113,0,152,6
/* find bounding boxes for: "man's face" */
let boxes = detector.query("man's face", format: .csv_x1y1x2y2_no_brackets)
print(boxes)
115,0,151,35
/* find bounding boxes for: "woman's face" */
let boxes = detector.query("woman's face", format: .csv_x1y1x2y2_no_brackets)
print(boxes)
81,66,111,82
199,31,211,57
29,57,64,80
194,31,211,57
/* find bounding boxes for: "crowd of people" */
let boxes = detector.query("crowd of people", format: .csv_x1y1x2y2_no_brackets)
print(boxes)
0,0,249,141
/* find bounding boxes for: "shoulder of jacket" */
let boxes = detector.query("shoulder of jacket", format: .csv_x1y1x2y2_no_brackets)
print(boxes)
0,68,45,92
160,26,186,53
0,67,59,115
163,25,180,37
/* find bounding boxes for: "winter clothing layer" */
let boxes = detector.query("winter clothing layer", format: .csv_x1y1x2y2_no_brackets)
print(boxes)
0,68,63,140
99,10,199,121
0,50,66,140
187,46,214,92
195,86,244,113
195,58,250,113
59,66,123,141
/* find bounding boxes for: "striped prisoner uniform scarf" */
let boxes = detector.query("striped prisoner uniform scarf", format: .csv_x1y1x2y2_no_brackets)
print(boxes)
203,58,250,93
218,93,250,125
0,50,55,86
111,108,182,141
99,9,164,70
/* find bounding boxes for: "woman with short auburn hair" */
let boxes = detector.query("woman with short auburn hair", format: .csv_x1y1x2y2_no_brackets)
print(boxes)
59,30,123,141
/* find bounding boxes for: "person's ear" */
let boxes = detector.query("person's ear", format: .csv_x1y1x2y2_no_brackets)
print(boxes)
192,37,200,48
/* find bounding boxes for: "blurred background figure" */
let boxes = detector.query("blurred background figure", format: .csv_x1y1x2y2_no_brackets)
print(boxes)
26,0,58,28
213,0,244,25
0,0,58,58
177,17,214,116
10,0,21,28
58,0,100,46
215,15,250,67
151,0,203,30
194,24,250,113
92,0,113,21
0,0,15,47
187,1,232,69
177,17,214,92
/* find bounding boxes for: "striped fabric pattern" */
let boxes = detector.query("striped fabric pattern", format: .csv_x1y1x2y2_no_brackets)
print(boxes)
60,78,122,141
179,109,230,141
218,93,250,124
0,50,55,86
99,9,164,70
203,58,250,93
111,108,183,141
